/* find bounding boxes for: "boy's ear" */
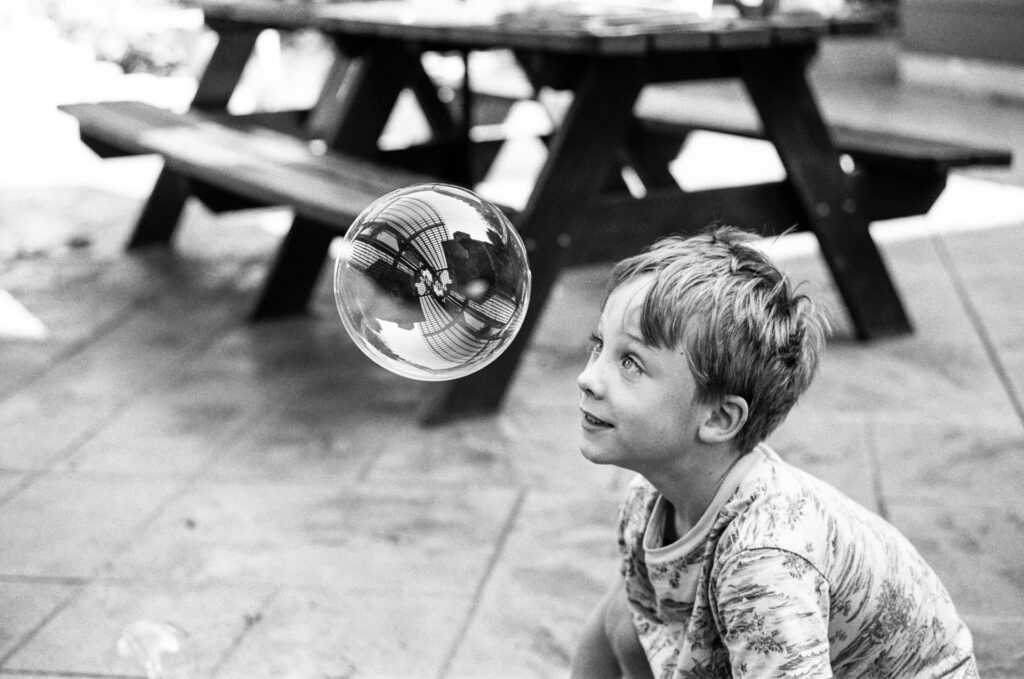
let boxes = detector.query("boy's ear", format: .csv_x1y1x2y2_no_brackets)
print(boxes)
698,395,749,445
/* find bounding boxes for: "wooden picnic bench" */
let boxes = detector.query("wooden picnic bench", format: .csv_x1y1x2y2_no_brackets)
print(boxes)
57,1,1015,423
624,85,1013,228
463,78,1012,232
58,100,439,320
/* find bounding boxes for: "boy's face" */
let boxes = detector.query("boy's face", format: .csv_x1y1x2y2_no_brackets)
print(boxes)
577,275,713,475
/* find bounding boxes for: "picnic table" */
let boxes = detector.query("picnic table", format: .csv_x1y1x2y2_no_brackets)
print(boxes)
59,0,1011,423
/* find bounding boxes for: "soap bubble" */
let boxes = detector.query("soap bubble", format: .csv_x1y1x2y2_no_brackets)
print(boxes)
334,183,531,381
117,620,194,679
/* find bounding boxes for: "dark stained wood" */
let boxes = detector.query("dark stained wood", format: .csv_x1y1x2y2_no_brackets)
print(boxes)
737,46,912,339
421,56,647,421
251,216,339,320
60,100,439,317
128,168,191,249
319,43,416,155
304,52,353,142
195,0,884,55
60,102,434,228
635,109,1013,171
65,0,1009,420
191,24,261,111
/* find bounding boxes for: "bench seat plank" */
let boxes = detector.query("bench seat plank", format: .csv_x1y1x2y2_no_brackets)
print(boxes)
635,98,1012,171
59,100,445,319
59,101,435,229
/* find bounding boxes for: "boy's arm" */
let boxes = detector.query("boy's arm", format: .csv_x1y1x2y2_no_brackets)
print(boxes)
712,548,832,678
571,580,654,679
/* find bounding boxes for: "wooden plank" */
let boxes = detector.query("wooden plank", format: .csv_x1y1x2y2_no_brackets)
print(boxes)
61,101,436,230
827,8,885,35
828,127,1013,169
769,13,830,44
568,173,953,267
200,0,653,55
567,183,805,265
710,19,774,49
60,99,449,323
650,25,716,52
60,101,188,155
634,107,1012,170
201,0,321,31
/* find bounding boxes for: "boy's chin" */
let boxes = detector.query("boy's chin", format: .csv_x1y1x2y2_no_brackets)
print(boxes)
579,440,615,466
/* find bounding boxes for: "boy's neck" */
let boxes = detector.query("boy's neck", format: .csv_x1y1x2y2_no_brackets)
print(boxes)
645,444,747,539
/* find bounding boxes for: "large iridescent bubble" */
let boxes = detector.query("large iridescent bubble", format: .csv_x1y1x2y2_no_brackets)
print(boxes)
333,184,531,381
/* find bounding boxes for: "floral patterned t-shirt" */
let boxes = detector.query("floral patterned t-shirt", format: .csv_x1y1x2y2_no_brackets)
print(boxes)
618,445,977,678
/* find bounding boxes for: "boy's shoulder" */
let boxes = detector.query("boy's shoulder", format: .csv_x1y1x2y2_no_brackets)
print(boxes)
712,446,879,572
617,446,892,574
618,473,660,537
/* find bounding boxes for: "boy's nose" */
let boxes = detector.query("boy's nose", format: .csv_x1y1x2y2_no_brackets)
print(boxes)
577,360,602,397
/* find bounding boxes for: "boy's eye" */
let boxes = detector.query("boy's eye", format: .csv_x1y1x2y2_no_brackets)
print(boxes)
621,355,642,374
588,333,603,355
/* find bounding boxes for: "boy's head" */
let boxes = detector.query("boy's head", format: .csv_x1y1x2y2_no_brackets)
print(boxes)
591,225,828,454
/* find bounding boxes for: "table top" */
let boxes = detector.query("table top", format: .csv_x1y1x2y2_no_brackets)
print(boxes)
194,0,883,54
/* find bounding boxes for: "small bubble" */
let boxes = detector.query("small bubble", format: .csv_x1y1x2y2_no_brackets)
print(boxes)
117,620,195,679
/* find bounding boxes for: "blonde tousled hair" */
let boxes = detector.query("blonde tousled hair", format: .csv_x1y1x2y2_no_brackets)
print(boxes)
608,226,829,452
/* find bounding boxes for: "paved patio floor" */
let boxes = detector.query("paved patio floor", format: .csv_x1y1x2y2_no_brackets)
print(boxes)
1,10,1024,679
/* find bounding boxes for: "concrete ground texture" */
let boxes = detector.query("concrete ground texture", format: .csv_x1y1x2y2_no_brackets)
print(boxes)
1,6,1024,678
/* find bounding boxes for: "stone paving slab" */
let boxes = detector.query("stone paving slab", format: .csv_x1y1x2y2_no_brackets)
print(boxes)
208,416,390,484
0,473,182,579
938,223,1024,411
0,472,28,500
766,409,878,511
873,419,1024,510
888,498,1024,620
784,236,1018,424
0,580,78,659
443,490,623,679
216,587,475,679
962,615,1024,679
111,481,521,594
0,266,259,471
3,580,274,677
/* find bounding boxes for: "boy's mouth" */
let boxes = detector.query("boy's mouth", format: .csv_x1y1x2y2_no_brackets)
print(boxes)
581,409,612,429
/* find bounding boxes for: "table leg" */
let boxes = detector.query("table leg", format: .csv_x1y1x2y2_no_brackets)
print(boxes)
322,45,449,157
320,44,473,183
419,58,645,423
737,48,912,339
191,25,262,111
127,168,190,249
251,216,337,320
304,52,353,142
620,124,687,190
127,26,260,252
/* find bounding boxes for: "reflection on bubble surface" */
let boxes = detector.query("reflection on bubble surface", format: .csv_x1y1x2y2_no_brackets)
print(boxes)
334,184,531,381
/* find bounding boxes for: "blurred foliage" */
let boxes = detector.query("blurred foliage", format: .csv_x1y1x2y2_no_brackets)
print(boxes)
37,0,206,75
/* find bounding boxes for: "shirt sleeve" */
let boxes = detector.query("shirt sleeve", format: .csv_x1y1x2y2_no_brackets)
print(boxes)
710,548,833,679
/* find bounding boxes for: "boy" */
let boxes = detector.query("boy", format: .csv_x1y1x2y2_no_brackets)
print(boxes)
571,226,977,678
